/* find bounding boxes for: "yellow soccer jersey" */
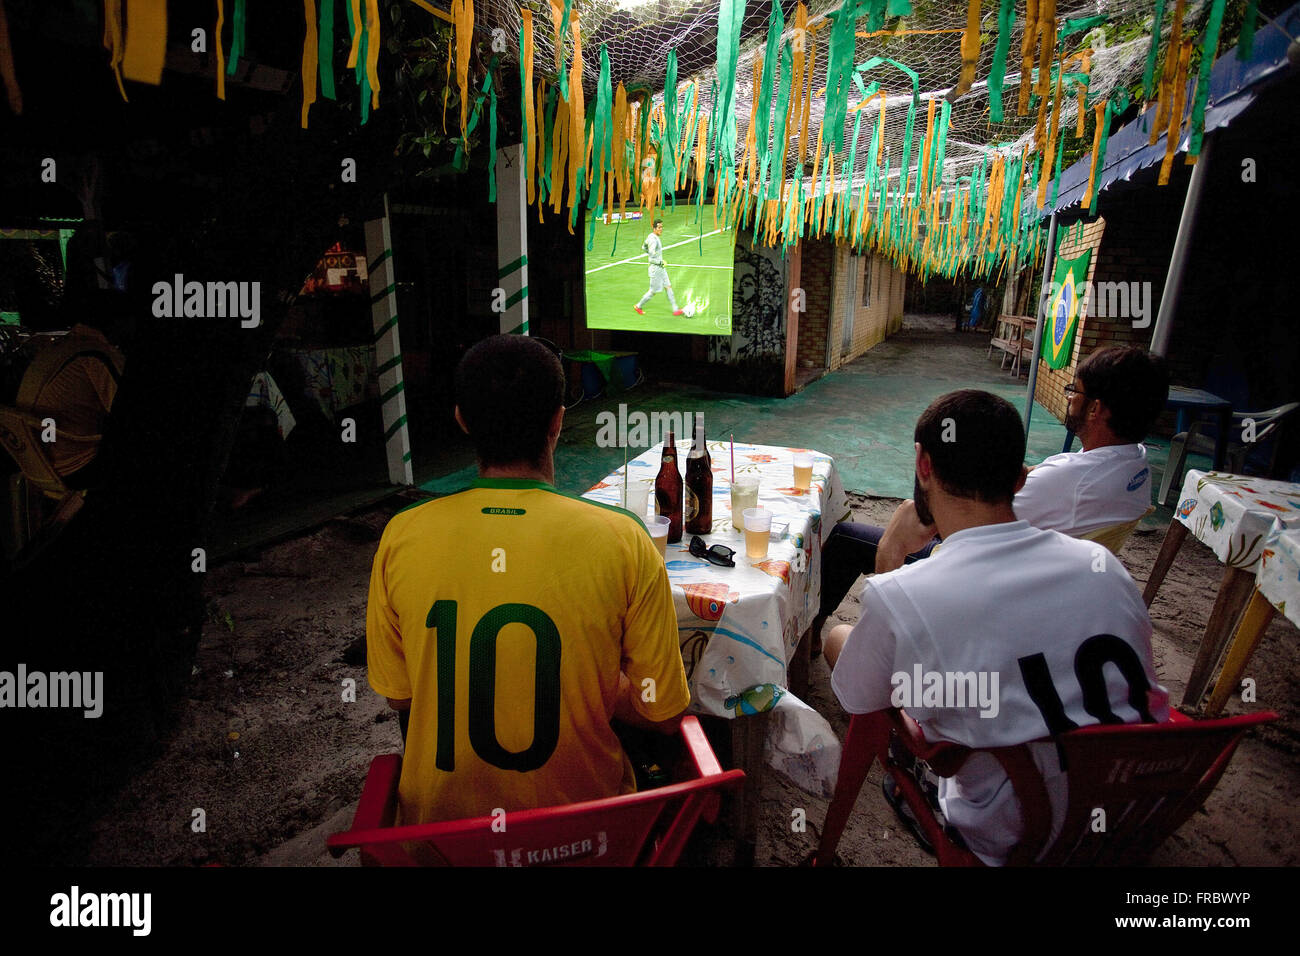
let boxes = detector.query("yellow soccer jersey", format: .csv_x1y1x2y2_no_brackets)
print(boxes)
367,477,691,825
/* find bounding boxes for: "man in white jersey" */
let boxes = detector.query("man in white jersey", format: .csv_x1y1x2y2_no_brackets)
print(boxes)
811,346,1169,651
1011,345,1168,536
633,218,685,317
825,390,1170,865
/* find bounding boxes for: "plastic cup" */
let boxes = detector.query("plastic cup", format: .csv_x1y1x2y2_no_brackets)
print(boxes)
743,507,772,560
624,479,653,516
792,452,813,491
730,477,759,531
647,515,671,557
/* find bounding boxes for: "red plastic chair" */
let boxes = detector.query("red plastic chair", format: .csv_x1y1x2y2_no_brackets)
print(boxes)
813,707,1277,867
328,716,745,866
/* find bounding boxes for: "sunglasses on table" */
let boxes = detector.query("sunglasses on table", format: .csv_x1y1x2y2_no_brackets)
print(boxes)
689,536,736,567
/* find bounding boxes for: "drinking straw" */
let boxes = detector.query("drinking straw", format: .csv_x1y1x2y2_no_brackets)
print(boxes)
623,445,628,508
730,434,735,483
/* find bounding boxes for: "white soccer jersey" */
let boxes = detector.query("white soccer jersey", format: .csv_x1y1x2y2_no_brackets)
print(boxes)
831,520,1170,865
643,232,664,265
1013,443,1152,536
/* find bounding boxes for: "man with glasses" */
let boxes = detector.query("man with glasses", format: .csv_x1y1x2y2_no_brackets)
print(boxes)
813,346,1169,651
366,335,690,826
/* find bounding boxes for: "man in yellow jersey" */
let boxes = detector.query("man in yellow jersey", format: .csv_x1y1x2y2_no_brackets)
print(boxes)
367,335,691,825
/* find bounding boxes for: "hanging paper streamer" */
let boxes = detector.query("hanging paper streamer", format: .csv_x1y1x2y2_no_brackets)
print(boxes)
453,0,474,140
1159,39,1192,183
102,0,128,102
585,45,614,250
213,0,224,100
1150,0,1185,145
552,0,571,98
987,0,1014,122
1018,0,1039,115
661,49,679,210
713,0,746,186
318,0,335,100
1185,0,1225,160
1141,0,1167,103
952,0,982,98
521,11,536,202
823,0,859,153
122,0,167,85
566,11,585,233
301,0,318,128
1237,1,1259,61
0,0,19,113
229,0,247,76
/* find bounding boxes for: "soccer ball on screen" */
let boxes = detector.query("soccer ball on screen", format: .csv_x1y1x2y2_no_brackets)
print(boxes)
682,302,695,317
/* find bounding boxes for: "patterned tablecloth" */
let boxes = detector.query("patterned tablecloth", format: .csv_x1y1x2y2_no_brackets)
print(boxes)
585,441,851,796
284,346,376,418
1257,524,1300,629
1172,470,1300,571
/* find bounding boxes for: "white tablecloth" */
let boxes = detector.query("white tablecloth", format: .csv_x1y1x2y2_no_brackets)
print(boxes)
1172,470,1300,571
585,440,852,796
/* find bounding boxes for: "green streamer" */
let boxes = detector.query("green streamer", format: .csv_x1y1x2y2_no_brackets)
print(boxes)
823,0,860,154
755,0,784,195
357,15,370,124
661,49,679,210
558,0,572,99
1059,14,1108,40
712,0,746,187
228,0,246,76
767,40,793,202
1187,0,1226,158
1237,1,1259,61
488,70,498,202
586,45,614,250
988,0,1015,123
886,1,912,15
1141,0,1167,102
319,0,336,100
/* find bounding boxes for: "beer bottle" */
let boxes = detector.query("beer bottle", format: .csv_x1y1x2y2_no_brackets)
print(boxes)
655,430,684,543
684,414,713,535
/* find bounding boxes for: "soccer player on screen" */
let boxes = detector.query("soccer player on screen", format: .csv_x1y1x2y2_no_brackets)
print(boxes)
634,219,684,316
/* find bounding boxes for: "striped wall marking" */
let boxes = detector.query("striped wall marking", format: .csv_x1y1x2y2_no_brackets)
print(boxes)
505,286,528,308
365,209,413,486
498,254,527,279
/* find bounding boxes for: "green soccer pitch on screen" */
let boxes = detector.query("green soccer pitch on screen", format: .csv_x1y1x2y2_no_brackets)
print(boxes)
583,204,736,335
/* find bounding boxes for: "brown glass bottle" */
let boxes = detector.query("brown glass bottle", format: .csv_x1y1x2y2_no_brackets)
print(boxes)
655,430,684,543
684,414,713,535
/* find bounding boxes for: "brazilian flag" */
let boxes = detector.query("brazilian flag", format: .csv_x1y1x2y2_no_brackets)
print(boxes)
1041,248,1092,370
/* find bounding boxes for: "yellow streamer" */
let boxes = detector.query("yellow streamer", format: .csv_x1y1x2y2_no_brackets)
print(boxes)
301,0,318,128
214,0,224,101
1018,0,1039,115
453,0,473,141
347,0,362,68
1038,48,1064,209
121,0,166,85
1035,0,1056,96
102,0,128,102
549,0,563,71
566,12,584,231
1151,0,1186,145
523,11,536,203
953,0,982,98
1076,51,1090,139
366,0,381,109
1158,39,1192,185
1082,101,1104,208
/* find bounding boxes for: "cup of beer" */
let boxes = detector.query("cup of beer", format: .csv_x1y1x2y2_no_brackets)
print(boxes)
730,477,759,531
647,515,671,557
792,452,813,492
742,508,772,560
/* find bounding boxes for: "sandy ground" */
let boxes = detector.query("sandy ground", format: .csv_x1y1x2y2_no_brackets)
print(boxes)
79,488,1299,867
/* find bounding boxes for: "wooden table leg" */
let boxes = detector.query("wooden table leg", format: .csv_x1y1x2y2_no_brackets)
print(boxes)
1205,588,1277,717
1143,520,1189,608
729,710,770,867
1183,566,1257,708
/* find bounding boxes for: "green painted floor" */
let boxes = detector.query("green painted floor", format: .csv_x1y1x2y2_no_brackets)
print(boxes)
421,314,1198,501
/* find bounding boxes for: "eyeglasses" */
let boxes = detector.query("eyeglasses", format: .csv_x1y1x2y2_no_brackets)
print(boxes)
689,536,736,567
1063,383,1085,397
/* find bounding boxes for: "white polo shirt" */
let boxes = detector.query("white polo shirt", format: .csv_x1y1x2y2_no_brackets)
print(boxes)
1013,443,1152,536
831,520,1170,865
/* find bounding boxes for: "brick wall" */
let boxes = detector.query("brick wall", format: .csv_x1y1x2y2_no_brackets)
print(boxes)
827,245,905,366
797,237,833,369
1034,217,1107,423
